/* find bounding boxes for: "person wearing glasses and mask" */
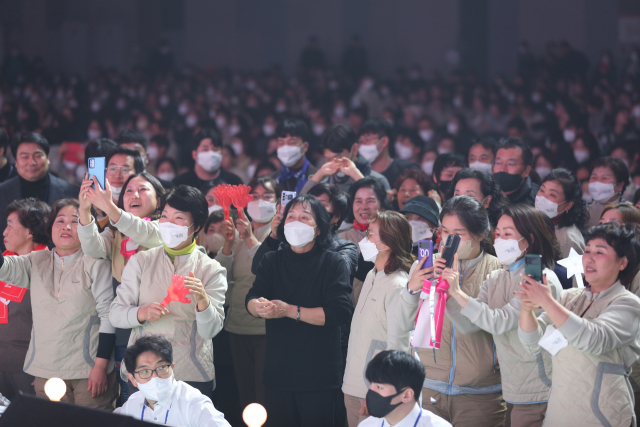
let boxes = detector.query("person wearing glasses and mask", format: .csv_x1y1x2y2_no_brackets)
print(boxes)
110,185,227,398
114,335,231,426
246,195,353,427
492,138,538,207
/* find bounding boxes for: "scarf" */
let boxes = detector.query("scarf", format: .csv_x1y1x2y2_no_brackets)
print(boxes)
164,239,196,263
352,220,369,231
277,158,310,194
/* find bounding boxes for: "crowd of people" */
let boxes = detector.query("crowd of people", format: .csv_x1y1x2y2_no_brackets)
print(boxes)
1,39,640,427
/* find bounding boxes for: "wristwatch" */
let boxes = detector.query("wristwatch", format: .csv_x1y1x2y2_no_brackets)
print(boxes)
407,287,421,296
296,306,301,322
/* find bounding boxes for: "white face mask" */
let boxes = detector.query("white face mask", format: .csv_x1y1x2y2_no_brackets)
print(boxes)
419,129,434,142
535,195,565,218
277,145,304,168
493,237,525,266
247,200,277,222
159,222,193,248
409,220,433,245
197,150,222,173
359,144,380,164
588,181,616,203
157,172,175,182
88,129,102,140
206,233,225,254
563,129,576,142
394,142,414,160
421,161,435,175
263,124,276,136
137,375,176,403
208,204,223,215
469,161,493,173
437,147,452,155
536,167,551,179
231,142,243,156
284,221,316,247
447,122,459,134
313,124,326,136
111,186,122,200
359,236,380,262
147,146,159,160
573,150,589,164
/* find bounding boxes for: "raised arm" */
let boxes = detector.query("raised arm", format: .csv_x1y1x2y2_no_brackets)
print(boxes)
77,218,114,259
0,252,34,289
112,211,163,249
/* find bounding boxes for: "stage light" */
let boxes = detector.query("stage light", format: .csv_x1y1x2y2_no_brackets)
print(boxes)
243,403,267,427
44,378,66,402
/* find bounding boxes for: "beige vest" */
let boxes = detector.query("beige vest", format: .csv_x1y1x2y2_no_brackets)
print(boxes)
130,247,223,382
486,265,554,403
555,224,585,258
544,287,636,427
420,253,503,392
25,250,114,379
338,227,367,305
223,223,271,335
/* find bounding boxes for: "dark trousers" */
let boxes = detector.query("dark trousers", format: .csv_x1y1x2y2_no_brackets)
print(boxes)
228,332,267,409
114,345,130,407
0,371,35,400
265,388,338,427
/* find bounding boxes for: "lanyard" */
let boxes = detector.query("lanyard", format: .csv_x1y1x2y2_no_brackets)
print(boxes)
141,403,171,424
380,407,422,427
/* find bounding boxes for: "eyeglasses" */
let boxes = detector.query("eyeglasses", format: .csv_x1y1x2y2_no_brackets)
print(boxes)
134,364,172,379
107,166,133,174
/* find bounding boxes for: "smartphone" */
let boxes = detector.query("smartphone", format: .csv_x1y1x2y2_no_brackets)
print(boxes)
525,254,543,282
440,235,461,269
87,157,105,190
418,240,433,269
281,191,296,214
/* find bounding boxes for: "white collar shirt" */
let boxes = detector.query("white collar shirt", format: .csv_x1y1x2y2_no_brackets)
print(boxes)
358,403,452,427
113,380,231,426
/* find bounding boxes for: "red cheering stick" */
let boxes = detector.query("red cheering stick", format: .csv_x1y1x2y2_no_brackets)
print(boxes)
160,275,191,308
230,185,253,221
212,185,233,222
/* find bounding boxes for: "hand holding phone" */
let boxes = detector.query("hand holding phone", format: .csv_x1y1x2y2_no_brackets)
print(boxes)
440,235,461,269
525,254,543,282
418,240,433,269
281,191,296,214
87,157,106,190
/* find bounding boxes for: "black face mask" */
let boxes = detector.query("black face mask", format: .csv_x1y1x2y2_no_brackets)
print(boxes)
365,388,405,418
494,172,523,193
438,180,452,195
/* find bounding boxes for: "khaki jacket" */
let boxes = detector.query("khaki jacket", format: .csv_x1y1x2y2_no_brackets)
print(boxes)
342,261,417,398
448,259,562,403
110,246,227,382
218,222,271,335
398,252,503,394
0,250,115,379
338,227,367,305
520,283,640,426
555,224,585,258
627,272,640,393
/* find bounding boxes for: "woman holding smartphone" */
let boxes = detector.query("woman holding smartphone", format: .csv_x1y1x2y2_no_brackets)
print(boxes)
397,195,505,427
443,204,563,427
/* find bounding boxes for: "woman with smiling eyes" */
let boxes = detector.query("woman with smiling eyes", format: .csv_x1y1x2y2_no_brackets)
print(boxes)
444,205,563,427
110,185,227,398
535,169,588,258
518,223,640,427
78,171,166,403
0,199,118,410
585,157,629,230
339,177,392,305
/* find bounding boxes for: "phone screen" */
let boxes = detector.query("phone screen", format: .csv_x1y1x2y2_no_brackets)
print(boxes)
441,235,461,269
87,157,106,190
281,191,296,214
418,240,433,269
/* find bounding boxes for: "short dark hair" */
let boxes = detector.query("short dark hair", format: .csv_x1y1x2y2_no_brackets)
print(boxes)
346,177,393,224
395,127,422,148
441,195,495,256
118,172,166,217
193,128,222,151
542,168,589,229
249,176,281,201
359,118,393,140
46,198,79,238
275,119,311,142
84,138,117,163
6,198,51,244
276,195,332,248
161,185,209,235
585,223,639,288
11,132,50,158
115,129,147,150
307,183,350,230
150,135,170,149
394,169,434,194
448,168,509,228
320,124,357,153
365,350,425,402
433,152,466,183
106,146,145,174
156,157,178,174
591,156,630,194
123,335,173,374
470,137,498,154
496,137,533,167
0,128,8,156
501,204,562,269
